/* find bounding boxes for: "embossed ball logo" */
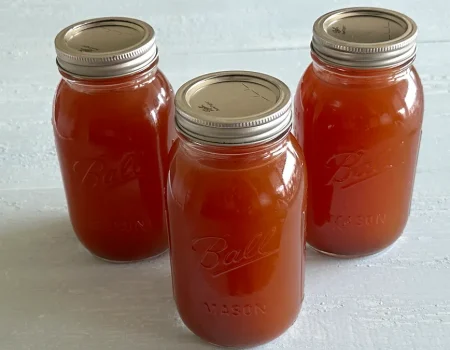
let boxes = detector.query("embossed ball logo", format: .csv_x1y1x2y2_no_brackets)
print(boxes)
325,146,402,189
72,152,142,188
191,228,280,278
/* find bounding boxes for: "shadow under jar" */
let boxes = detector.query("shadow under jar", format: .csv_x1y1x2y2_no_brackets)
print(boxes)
52,17,175,262
294,8,424,257
167,71,307,347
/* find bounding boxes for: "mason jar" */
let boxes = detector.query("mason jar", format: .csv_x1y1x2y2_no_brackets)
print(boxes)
167,71,307,347
53,17,175,262
294,8,424,257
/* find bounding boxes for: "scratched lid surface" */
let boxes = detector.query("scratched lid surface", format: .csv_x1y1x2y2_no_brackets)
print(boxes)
54,17,158,78
175,71,292,146
311,7,418,68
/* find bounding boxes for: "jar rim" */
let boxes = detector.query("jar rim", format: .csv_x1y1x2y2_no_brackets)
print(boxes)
311,7,418,69
54,17,158,79
175,71,292,146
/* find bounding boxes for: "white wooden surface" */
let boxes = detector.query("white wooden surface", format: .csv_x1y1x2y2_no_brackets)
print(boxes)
1,1,449,349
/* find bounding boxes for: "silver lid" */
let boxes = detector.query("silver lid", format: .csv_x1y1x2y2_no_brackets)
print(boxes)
175,71,292,146
54,17,158,78
311,7,418,68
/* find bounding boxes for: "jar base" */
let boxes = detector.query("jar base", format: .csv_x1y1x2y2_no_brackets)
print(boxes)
207,314,299,348
307,242,396,259
91,247,169,264
179,300,302,348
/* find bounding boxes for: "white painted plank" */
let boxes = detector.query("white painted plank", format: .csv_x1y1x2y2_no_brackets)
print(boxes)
0,189,449,350
1,0,449,55
1,0,449,349
0,42,449,189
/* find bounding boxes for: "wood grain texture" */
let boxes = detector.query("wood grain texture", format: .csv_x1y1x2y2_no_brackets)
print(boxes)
0,0,449,349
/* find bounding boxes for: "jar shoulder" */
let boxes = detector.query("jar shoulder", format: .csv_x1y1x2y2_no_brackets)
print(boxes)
168,136,306,209
53,69,175,138
295,64,424,129
54,69,174,117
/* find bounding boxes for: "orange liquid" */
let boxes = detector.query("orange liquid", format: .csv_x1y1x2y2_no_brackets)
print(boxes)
53,66,175,261
294,56,424,257
167,134,307,347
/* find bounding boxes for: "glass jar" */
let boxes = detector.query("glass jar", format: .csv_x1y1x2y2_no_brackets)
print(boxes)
167,71,307,347
294,8,424,257
52,18,175,262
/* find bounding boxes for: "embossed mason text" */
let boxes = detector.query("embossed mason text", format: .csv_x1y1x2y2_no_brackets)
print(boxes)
203,302,266,316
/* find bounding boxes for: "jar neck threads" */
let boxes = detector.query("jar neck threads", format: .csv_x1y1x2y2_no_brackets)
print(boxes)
311,52,414,86
178,130,290,161
59,62,159,92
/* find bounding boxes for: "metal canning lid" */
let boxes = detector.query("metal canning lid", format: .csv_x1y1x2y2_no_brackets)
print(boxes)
54,17,158,78
175,71,292,146
311,7,418,68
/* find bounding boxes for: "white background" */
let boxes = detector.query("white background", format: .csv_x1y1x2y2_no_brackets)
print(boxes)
0,1,449,349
